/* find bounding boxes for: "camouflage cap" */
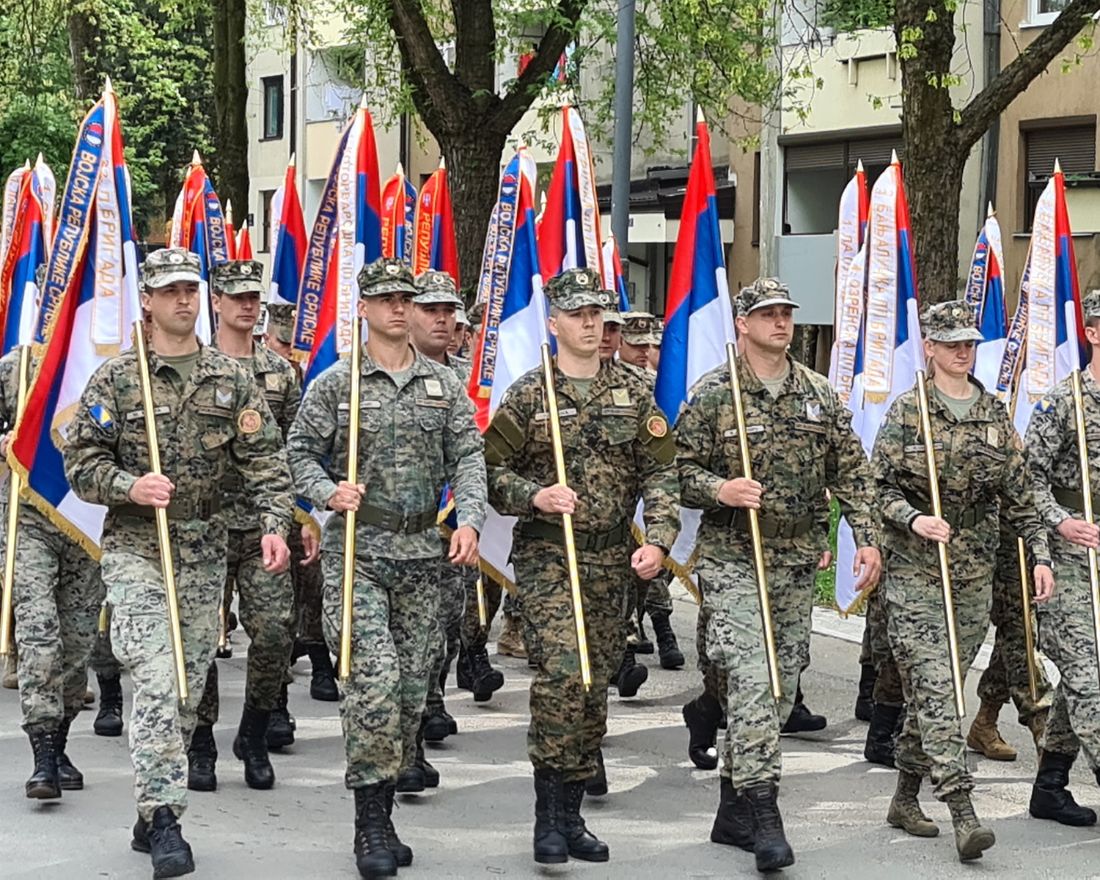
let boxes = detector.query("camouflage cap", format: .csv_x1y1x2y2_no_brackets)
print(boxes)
211,260,265,296
467,301,485,327
1085,289,1100,320
455,306,469,326
622,311,660,345
736,277,799,316
413,270,463,307
545,268,605,311
267,303,296,344
921,299,983,343
357,257,416,297
142,247,202,289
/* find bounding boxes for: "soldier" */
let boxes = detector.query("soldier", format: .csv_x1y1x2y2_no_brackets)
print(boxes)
0,344,104,801
1024,288,1100,830
483,268,679,865
619,311,659,369
287,257,485,880
449,304,469,357
676,278,880,872
63,248,293,879
872,300,1053,862
186,261,301,792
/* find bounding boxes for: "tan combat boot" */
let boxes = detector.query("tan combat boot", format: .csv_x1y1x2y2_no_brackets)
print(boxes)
1027,708,1048,758
946,791,995,861
497,612,527,658
887,771,940,837
966,700,1017,761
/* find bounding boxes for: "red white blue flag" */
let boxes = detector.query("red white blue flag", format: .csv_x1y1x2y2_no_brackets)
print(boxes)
236,221,253,260
828,162,869,406
0,157,55,353
602,235,630,312
413,160,459,284
964,206,1008,394
381,164,416,265
269,160,307,307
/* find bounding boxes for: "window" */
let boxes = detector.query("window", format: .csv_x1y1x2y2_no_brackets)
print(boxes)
1023,122,1096,230
261,190,276,253
1027,0,1069,26
262,76,284,140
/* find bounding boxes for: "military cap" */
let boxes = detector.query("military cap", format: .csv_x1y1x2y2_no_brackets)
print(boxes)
141,247,202,289
545,268,605,311
735,277,799,317
1085,290,1100,321
267,303,296,345
413,270,463,307
622,311,660,345
601,288,625,326
212,260,265,296
455,305,469,326
467,302,485,327
921,299,983,343
357,257,416,297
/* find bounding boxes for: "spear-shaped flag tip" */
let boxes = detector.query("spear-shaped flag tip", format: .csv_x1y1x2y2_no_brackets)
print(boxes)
288,153,296,168
1054,158,1062,174
891,149,900,165
696,106,706,125
438,157,446,170
986,202,996,218
359,95,369,110
856,159,864,172
225,199,233,221
395,162,404,176
22,159,30,171
103,76,114,95
192,150,203,166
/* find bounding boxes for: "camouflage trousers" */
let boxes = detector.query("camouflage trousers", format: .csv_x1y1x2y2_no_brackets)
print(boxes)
425,559,470,716
321,552,439,788
89,630,122,678
11,512,104,732
197,528,295,724
513,539,629,781
102,536,225,821
861,586,903,706
632,571,673,619
976,540,1051,722
697,555,815,788
1037,554,1100,768
696,597,726,704
291,523,325,645
885,568,990,799
461,571,501,651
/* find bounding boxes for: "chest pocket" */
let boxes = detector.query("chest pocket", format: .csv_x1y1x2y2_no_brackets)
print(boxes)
600,408,638,447
415,400,449,433
193,404,234,456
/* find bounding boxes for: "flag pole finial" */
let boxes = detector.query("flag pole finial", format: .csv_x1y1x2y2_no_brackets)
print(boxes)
696,106,706,125
359,95,369,110
1054,158,1063,174
225,199,233,222
103,76,114,96
986,202,995,219
191,150,203,166
890,149,900,165
856,159,864,173
395,161,404,176
439,157,446,170
22,159,30,171
288,153,296,169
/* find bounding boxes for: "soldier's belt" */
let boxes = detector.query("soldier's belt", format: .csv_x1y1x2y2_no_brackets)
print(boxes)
1052,487,1100,514
902,491,989,530
115,497,222,521
517,518,631,552
359,504,437,534
702,507,815,539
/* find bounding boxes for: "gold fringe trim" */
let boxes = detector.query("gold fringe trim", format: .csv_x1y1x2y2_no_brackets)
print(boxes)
437,520,517,596
293,505,321,540
630,521,701,605
5,454,102,561
838,582,874,617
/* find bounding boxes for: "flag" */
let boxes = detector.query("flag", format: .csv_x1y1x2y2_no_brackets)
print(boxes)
828,162,868,403
170,152,230,342
412,160,459,284
8,82,142,556
602,235,630,312
236,221,253,260
0,157,54,353
292,99,382,390
1,165,27,268
269,159,307,307
381,164,417,264
225,200,238,259
964,206,1008,393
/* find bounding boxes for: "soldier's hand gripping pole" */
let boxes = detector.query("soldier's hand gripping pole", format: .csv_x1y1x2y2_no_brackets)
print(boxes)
725,343,781,701
1016,537,1040,703
540,343,592,691
914,369,965,718
1070,368,1100,684
338,313,363,682
133,321,189,700
0,345,30,656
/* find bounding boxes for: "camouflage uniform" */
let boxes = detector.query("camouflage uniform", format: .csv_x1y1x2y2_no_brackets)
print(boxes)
63,250,294,822
286,259,486,791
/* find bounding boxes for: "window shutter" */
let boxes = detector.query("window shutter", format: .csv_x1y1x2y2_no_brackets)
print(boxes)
1027,126,1096,178
785,142,845,171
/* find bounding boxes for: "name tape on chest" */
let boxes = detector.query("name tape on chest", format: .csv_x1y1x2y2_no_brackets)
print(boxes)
125,406,170,422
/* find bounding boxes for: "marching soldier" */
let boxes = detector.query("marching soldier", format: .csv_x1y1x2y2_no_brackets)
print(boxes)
64,247,293,879
872,300,1053,862
483,267,679,865
619,311,659,369
287,257,485,880
187,261,300,792
676,278,881,872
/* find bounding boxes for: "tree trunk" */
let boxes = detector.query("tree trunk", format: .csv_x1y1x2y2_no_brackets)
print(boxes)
67,8,100,103
904,148,966,304
211,0,250,223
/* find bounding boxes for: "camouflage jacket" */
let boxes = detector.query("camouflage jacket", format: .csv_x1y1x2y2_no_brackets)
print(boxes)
484,359,680,556
63,344,295,558
677,354,878,566
1025,369,1100,564
287,346,487,560
215,339,300,532
446,353,472,386
872,378,1050,580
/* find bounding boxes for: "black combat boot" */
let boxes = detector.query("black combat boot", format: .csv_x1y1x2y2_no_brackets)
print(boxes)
585,749,607,797
744,782,795,872
131,813,151,853
354,784,398,878
25,729,61,799
683,693,722,770
148,806,195,878
422,702,455,743
613,647,647,698
232,705,275,790
467,644,504,702
94,673,124,736
533,769,569,864
417,738,440,788
864,703,901,767
186,724,217,792
650,610,684,670
1028,751,1098,826
631,617,654,654
781,685,826,733
710,776,754,851
382,783,413,866
855,664,876,722
562,779,610,861
308,644,338,702
266,682,295,750
56,716,84,790
396,759,425,793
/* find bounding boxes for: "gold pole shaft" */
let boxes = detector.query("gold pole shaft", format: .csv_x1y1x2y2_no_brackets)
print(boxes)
338,314,363,681
0,345,30,656
97,602,110,637
725,344,782,700
914,370,966,719
1070,369,1100,686
217,603,227,652
540,343,592,690
476,576,488,630
133,322,189,701
1016,537,1040,704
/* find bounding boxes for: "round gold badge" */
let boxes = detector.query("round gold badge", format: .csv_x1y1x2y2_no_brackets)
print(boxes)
647,415,668,438
237,408,262,434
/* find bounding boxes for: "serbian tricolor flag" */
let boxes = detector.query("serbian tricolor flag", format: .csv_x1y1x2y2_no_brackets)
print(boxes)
964,206,1009,394
828,161,869,406
292,98,382,390
537,106,607,289
8,81,142,555
170,151,230,342
269,159,307,307
236,222,253,260
381,164,416,265
412,160,459,283
0,157,55,354
602,235,630,311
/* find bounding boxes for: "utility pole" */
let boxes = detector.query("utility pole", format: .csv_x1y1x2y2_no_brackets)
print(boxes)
610,0,635,286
